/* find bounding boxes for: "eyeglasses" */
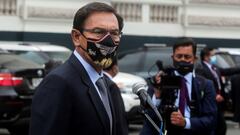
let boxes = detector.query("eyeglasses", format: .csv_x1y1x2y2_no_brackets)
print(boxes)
174,54,194,60
82,28,122,41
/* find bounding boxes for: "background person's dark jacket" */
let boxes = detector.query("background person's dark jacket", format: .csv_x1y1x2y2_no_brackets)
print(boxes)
196,62,240,104
195,62,240,135
231,74,240,123
140,75,217,135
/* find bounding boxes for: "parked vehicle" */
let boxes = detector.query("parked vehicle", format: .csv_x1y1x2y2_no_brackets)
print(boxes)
0,51,45,135
118,45,173,79
0,42,72,73
218,48,240,67
112,72,147,124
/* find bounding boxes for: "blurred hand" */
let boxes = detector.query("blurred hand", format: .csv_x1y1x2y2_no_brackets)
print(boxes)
171,110,186,127
153,71,164,98
154,88,161,98
154,71,163,84
216,94,224,103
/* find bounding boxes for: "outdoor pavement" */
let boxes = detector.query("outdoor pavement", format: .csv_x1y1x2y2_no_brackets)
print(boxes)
0,120,239,135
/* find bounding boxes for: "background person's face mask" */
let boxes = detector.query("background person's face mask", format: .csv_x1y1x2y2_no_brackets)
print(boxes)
209,55,217,65
173,61,194,75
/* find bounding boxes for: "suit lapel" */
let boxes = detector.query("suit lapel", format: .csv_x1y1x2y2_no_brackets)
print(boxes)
202,63,214,79
67,54,111,135
202,63,218,84
192,77,201,103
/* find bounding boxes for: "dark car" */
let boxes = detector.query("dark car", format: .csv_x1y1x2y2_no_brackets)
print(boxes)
118,45,173,79
0,42,72,74
0,51,44,135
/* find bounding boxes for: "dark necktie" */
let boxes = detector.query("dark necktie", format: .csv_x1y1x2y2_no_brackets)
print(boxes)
95,77,112,135
211,65,221,90
179,77,189,116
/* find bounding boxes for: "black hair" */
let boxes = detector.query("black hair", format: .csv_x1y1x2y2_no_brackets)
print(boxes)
200,47,215,61
73,2,124,32
173,37,197,56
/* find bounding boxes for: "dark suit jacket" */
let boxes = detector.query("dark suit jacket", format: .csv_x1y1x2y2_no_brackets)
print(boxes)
196,62,223,95
231,74,240,122
196,62,240,110
140,75,217,135
29,54,117,135
104,76,128,135
196,62,240,95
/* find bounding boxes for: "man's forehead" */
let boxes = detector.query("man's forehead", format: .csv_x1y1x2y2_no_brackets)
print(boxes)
84,12,119,29
174,46,193,53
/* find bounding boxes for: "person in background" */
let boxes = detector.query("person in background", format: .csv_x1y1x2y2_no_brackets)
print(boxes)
231,74,240,129
103,56,128,135
29,2,124,135
140,37,217,135
196,47,240,135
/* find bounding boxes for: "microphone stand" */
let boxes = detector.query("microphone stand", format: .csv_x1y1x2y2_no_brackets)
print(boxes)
140,107,160,134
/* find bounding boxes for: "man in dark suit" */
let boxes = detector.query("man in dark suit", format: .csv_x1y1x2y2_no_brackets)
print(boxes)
231,74,240,128
103,57,128,135
196,47,240,135
29,2,124,135
140,37,217,135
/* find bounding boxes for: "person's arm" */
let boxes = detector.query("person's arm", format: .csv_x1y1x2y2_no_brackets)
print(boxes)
219,67,240,76
29,74,71,135
190,80,217,133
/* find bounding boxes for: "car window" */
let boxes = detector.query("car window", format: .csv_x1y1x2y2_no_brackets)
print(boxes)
118,52,143,74
118,47,173,78
0,53,41,70
231,55,240,67
43,51,71,62
19,51,49,65
6,50,49,65
142,49,172,77
216,53,236,68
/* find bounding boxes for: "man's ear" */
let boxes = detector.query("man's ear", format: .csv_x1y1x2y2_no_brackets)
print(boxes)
71,29,81,47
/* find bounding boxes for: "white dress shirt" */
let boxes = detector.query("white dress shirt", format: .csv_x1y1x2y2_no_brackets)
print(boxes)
73,50,103,99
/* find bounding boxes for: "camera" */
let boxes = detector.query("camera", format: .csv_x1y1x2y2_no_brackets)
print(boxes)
148,60,181,116
148,60,181,90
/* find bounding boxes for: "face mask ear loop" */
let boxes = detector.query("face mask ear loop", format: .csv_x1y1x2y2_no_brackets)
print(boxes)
75,29,98,54
78,29,88,41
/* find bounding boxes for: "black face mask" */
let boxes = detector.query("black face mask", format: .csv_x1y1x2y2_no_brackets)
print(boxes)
173,61,194,75
85,34,118,68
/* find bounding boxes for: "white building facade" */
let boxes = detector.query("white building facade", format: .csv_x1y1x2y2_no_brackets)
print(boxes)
1,0,240,50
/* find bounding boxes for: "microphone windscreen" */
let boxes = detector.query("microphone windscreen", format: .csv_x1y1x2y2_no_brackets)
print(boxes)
132,83,146,94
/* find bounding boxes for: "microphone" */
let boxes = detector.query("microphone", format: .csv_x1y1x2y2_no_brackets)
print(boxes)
156,60,163,71
156,59,175,74
132,83,162,121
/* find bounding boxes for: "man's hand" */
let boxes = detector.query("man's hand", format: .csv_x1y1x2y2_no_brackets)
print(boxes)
216,94,224,103
170,110,186,127
154,71,163,84
153,71,164,98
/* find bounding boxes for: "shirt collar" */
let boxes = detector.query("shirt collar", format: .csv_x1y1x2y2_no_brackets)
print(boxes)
103,71,113,80
73,50,103,83
174,71,193,84
203,61,212,70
